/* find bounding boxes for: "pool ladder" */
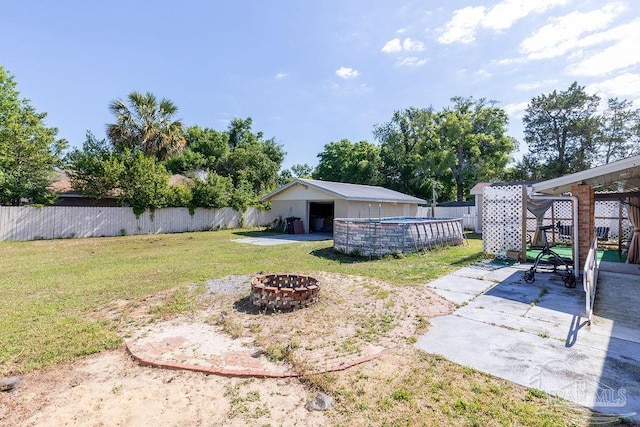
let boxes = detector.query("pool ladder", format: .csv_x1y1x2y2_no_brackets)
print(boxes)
413,219,467,252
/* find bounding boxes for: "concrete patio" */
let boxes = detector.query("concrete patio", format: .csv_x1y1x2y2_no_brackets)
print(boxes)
416,260,640,423
231,232,332,246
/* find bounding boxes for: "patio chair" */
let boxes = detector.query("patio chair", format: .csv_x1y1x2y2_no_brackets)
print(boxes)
595,226,610,242
556,221,573,243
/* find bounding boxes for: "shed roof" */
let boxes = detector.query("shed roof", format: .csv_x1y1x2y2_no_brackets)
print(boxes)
470,182,491,195
261,178,427,204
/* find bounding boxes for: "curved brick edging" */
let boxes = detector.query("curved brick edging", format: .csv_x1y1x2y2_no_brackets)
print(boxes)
124,341,391,378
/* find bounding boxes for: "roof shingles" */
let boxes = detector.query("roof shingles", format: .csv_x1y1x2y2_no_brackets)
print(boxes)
262,178,426,204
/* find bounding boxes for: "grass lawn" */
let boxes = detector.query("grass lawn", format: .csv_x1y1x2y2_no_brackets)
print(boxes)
0,229,605,425
525,245,625,263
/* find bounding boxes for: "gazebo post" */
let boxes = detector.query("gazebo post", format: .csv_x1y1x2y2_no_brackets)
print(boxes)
572,184,595,270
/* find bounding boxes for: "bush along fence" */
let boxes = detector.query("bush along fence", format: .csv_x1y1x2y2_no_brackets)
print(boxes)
0,206,276,241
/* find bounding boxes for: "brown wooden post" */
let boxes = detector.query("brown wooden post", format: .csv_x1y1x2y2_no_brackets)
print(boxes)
571,184,595,270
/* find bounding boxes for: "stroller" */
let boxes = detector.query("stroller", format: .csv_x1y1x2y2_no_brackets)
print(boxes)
522,225,576,288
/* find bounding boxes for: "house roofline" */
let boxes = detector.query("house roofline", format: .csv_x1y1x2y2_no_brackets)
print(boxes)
531,154,640,195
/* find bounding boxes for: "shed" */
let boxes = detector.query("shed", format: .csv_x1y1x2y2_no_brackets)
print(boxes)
470,182,491,233
260,178,426,234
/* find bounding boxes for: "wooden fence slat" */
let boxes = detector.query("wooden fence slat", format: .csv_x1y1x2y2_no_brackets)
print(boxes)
0,206,275,241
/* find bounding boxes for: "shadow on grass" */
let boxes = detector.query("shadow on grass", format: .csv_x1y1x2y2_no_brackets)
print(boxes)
464,232,482,241
232,230,281,238
310,247,375,264
448,252,487,267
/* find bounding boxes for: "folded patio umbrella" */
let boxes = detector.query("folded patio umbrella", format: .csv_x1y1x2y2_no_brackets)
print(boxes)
527,198,554,247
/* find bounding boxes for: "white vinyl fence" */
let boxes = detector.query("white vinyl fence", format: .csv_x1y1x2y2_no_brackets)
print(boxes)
417,205,477,230
0,206,276,241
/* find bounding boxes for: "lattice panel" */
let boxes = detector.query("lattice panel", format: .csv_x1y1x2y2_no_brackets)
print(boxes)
595,200,631,242
524,199,631,244
552,200,572,244
482,185,523,255
525,201,569,240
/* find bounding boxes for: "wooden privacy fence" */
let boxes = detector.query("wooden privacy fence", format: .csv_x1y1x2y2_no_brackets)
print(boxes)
0,206,276,241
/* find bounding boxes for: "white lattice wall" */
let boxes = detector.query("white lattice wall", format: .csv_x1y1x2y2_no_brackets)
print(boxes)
525,199,632,244
482,185,524,255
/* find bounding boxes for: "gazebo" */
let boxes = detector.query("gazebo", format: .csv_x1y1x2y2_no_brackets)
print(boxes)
482,155,640,268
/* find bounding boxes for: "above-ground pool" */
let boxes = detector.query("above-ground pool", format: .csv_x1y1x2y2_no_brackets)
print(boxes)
333,217,465,256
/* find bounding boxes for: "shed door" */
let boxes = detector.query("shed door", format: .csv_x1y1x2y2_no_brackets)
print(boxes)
309,202,334,234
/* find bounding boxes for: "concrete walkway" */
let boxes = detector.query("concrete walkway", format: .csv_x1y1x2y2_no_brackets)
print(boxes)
232,233,332,246
416,260,640,423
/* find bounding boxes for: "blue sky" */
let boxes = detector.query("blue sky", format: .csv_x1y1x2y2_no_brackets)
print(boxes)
2,0,639,169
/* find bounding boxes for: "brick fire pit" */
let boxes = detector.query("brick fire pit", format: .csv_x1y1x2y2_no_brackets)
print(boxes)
250,274,320,309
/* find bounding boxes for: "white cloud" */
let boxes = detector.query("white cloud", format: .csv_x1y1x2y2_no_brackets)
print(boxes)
402,37,424,52
335,66,360,79
475,69,492,79
520,2,626,59
381,38,403,53
484,0,570,31
494,57,527,66
397,56,427,67
568,19,640,76
586,73,640,103
503,101,529,119
397,28,406,34
274,72,289,80
514,79,558,91
381,37,424,53
438,0,569,44
438,6,485,44
381,37,427,66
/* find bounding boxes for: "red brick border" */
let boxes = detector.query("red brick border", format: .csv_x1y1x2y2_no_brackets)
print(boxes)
125,341,391,378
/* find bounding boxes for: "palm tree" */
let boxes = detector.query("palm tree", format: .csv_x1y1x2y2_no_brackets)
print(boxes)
106,91,186,160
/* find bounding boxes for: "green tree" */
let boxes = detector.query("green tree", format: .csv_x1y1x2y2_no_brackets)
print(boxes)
222,118,285,197
373,101,514,201
313,139,381,185
278,163,314,186
374,107,438,199
164,125,230,174
68,133,196,211
277,168,294,186
118,150,171,215
107,91,186,160
165,183,192,208
67,132,124,200
504,154,545,182
228,179,255,211
290,163,313,179
436,97,515,201
190,172,232,209
523,82,600,178
0,66,67,205
163,148,205,175
596,98,640,164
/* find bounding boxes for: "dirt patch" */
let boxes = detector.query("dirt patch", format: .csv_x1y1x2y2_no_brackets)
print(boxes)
0,350,323,426
0,272,454,426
